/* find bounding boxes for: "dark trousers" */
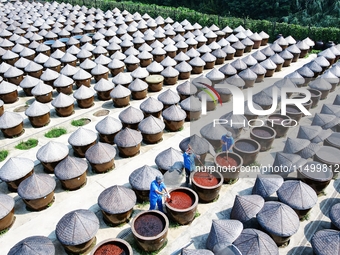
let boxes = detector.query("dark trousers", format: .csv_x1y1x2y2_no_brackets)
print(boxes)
185,168,191,184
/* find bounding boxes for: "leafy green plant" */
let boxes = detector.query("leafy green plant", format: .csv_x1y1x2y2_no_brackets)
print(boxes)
301,212,310,221
137,200,150,208
0,150,8,162
44,127,67,138
228,179,238,185
15,139,38,150
71,118,88,127
194,211,201,218
131,239,167,255
0,228,8,236
249,161,261,167
169,220,180,228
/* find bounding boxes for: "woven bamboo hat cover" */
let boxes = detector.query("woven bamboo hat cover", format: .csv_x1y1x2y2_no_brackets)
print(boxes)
277,180,317,210
129,165,161,190
219,63,237,76
285,71,305,86
273,152,302,168
8,236,55,255
0,194,14,219
0,157,34,182
219,111,248,129
68,127,97,146
138,115,165,134
162,105,186,121
85,142,116,164
230,195,264,222
242,55,257,66
31,82,53,96
257,201,300,237
233,228,279,255
181,249,214,255
180,96,201,112
206,219,243,250
73,85,95,100
206,68,225,81
25,100,50,117
94,78,114,92
252,174,283,198
36,141,69,163
0,111,23,129
297,125,322,140
312,113,339,129
0,81,17,94
158,89,180,105
200,122,228,141
56,209,99,246
311,229,340,255
298,143,321,159
95,116,122,135
283,137,310,154
114,127,142,147
128,78,148,92
119,106,144,124
18,173,56,200
98,185,136,214
110,84,131,98
55,156,87,180
51,93,74,108
179,134,210,155
212,242,242,255
297,66,314,77
329,203,340,229
155,147,184,172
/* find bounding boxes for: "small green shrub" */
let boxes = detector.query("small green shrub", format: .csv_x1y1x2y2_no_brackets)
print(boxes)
15,139,38,150
44,127,67,138
71,118,88,127
0,150,8,162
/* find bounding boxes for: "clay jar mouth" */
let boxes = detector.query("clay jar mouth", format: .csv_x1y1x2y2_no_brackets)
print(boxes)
90,238,132,255
214,152,243,168
292,96,313,106
283,104,303,115
267,114,291,126
131,210,168,240
165,187,198,212
305,89,321,98
234,138,261,153
191,168,223,189
250,126,276,139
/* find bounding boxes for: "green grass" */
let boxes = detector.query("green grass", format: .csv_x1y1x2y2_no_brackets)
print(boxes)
228,179,238,185
137,200,150,209
169,220,180,229
0,228,8,236
301,212,310,221
44,127,67,138
194,211,201,218
131,239,167,255
319,190,327,196
0,150,8,162
15,139,38,150
311,49,322,54
249,161,261,167
71,118,88,127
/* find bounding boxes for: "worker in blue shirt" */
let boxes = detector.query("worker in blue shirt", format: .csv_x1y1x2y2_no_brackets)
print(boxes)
183,145,200,185
149,175,169,212
221,131,234,152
